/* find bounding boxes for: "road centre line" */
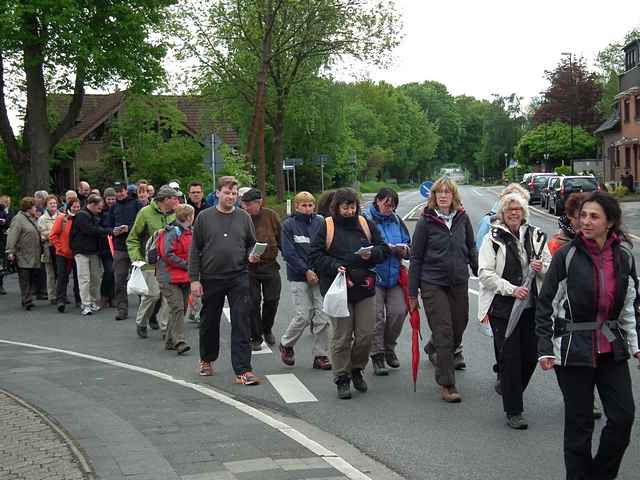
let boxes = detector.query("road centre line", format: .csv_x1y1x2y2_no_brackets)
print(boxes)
471,188,483,197
266,373,318,403
0,339,372,480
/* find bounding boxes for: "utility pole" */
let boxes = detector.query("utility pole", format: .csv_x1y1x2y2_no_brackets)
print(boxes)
562,52,575,173
211,132,216,191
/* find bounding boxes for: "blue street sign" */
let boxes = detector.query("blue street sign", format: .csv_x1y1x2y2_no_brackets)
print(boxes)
419,180,433,199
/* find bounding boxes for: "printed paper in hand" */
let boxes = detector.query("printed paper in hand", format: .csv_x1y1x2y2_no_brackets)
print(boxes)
251,242,268,257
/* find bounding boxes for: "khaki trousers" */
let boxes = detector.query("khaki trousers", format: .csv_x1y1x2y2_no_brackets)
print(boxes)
74,254,103,307
280,282,330,357
373,285,407,356
159,283,189,347
329,295,375,380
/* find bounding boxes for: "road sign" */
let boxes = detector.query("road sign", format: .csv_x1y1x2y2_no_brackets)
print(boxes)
284,158,303,167
419,180,433,199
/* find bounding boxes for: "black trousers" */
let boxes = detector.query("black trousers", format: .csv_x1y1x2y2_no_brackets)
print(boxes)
100,252,114,301
199,274,252,375
249,263,281,341
18,267,39,306
555,354,635,480
420,282,469,387
490,308,538,415
55,255,80,306
113,250,131,315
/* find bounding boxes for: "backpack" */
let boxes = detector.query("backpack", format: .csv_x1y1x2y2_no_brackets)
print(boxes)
146,226,182,264
325,215,371,250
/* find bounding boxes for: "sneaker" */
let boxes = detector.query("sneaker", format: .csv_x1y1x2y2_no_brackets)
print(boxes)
89,303,100,313
441,385,462,403
57,303,65,313
351,369,368,392
114,311,127,321
136,325,148,339
385,351,400,369
336,376,352,399
176,342,191,355
312,356,331,370
24,303,34,311
279,344,295,366
149,316,159,330
165,342,176,351
250,339,263,351
371,354,389,376
506,413,528,430
81,306,92,316
235,371,260,385
263,332,276,346
454,351,466,370
199,360,213,376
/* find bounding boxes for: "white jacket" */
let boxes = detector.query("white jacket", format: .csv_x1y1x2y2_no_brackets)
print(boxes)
477,223,551,322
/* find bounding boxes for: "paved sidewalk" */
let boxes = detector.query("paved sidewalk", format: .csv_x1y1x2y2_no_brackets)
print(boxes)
0,343,353,480
0,389,90,480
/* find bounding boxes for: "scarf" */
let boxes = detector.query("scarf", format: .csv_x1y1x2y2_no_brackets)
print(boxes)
558,215,576,239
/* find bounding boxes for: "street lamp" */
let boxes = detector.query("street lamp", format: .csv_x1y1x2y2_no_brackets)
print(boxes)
539,91,549,169
562,52,575,173
504,152,508,169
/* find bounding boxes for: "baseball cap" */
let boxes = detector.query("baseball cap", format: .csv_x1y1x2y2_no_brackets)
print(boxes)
156,184,183,200
241,188,262,203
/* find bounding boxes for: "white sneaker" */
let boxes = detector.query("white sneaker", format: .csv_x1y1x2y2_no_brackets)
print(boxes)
89,303,101,313
81,306,93,316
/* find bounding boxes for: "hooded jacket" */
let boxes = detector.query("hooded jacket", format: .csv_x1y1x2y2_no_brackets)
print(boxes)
281,212,324,282
157,222,192,285
408,207,478,297
535,234,639,367
49,213,76,259
364,203,411,289
126,200,176,267
70,208,112,255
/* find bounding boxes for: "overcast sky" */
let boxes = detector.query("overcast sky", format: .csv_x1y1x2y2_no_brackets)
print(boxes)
354,0,639,104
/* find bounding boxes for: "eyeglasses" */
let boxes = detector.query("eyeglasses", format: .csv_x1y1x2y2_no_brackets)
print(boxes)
435,190,452,195
506,208,523,213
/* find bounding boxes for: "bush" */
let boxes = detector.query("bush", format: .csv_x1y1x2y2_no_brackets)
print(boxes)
554,165,572,176
611,185,628,198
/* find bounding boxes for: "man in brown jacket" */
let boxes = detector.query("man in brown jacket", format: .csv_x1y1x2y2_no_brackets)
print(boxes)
240,188,282,349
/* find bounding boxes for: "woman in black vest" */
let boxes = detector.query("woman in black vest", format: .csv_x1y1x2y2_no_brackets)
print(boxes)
478,192,550,429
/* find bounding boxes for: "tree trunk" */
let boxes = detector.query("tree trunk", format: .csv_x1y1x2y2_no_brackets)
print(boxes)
272,93,286,202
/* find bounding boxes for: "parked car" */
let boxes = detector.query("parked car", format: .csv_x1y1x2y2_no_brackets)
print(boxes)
521,172,556,204
540,176,561,211
547,176,599,216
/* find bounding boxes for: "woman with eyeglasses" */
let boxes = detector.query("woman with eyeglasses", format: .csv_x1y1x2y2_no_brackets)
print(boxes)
408,177,478,403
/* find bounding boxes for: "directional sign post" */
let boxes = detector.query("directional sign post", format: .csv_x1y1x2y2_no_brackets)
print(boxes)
419,180,433,199
284,158,303,194
318,154,329,192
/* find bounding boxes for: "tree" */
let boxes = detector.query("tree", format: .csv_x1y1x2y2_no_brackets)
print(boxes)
532,56,603,133
515,122,597,168
0,0,173,195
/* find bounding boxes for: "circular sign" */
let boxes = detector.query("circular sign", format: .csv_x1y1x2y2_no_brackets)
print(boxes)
419,180,433,199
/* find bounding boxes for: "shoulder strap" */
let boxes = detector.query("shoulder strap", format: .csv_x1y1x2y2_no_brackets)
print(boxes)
565,245,576,276
358,215,372,243
325,217,335,250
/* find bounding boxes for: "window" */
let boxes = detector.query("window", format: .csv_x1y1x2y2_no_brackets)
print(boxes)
624,100,631,123
625,147,631,169
615,147,620,167
88,123,105,143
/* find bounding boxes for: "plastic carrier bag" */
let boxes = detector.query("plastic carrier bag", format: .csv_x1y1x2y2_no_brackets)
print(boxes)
127,264,149,296
322,271,349,317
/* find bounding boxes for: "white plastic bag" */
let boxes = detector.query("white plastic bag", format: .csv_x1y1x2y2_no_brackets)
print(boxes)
127,265,149,296
322,271,349,317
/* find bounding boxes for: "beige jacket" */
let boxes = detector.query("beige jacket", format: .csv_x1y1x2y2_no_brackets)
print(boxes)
6,211,42,269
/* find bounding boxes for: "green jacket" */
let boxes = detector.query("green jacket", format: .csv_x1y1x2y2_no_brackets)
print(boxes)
126,200,176,268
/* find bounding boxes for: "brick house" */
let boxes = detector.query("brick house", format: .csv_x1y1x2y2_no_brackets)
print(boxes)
49,92,238,191
596,39,640,186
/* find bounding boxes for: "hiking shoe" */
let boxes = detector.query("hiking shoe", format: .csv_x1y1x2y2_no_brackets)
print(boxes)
235,371,260,385
115,311,127,321
81,305,92,316
24,303,34,311
57,303,65,313
312,356,331,370
263,332,276,346
165,342,176,351
176,342,191,355
506,413,528,430
250,339,263,351
89,303,101,313
454,351,466,370
199,360,213,376
371,354,389,376
149,316,159,330
136,325,148,339
279,344,295,366
351,369,368,392
441,385,462,403
385,351,400,369
336,377,352,400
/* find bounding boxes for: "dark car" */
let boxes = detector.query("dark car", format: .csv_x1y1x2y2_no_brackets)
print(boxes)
521,173,556,204
540,176,561,211
548,176,599,216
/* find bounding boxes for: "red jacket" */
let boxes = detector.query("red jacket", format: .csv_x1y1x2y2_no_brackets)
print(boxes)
157,224,192,284
49,213,75,259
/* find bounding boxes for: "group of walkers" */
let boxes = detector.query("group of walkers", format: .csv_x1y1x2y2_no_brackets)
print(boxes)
2,173,639,479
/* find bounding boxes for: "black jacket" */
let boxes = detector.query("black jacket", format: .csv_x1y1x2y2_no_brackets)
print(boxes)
535,235,639,367
409,208,478,296
310,215,388,301
70,208,112,255
106,196,142,252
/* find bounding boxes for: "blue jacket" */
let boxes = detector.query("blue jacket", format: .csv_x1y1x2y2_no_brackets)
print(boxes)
475,200,500,250
364,203,411,289
281,212,324,282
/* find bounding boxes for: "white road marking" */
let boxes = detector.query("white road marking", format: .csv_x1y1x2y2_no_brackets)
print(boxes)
223,307,230,323
266,374,318,403
402,202,426,221
0,339,370,479
471,188,483,197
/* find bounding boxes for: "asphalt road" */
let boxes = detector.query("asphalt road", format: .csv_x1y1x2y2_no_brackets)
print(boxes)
1,185,639,480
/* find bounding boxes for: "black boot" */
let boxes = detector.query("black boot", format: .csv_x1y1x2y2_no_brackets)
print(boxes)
351,369,368,393
336,376,352,400
371,354,389,376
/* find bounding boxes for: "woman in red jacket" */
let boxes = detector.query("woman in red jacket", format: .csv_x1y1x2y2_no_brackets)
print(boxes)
49,198,81,312
157,204,194,355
